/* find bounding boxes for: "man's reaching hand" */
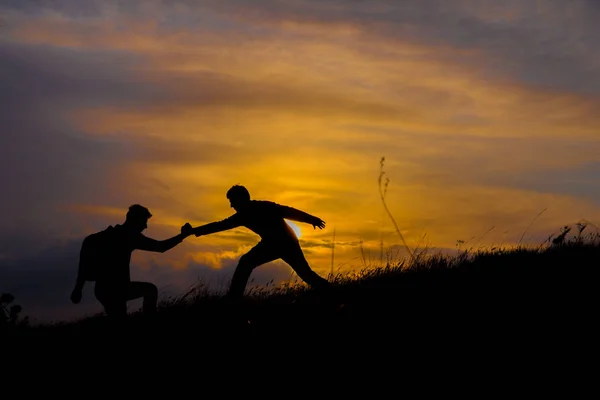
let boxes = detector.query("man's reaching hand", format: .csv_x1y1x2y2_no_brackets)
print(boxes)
311,217,326,230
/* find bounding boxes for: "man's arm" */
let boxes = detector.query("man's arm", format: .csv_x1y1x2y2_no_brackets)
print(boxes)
135,232,188,253
74,268,86,290
276,204,325,228
193,215,242,237
71,270,86,304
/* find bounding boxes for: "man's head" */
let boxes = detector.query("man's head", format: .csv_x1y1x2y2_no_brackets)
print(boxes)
226,185,251,211
125,204,152,233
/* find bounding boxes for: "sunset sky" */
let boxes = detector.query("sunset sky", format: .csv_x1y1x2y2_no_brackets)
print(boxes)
1,0,599,323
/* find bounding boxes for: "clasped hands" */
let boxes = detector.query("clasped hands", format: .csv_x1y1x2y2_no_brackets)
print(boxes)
181,222,195,237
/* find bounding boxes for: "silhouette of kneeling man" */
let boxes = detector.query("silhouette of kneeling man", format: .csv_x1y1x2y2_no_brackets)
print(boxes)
189,185,331,299
70,204,193,321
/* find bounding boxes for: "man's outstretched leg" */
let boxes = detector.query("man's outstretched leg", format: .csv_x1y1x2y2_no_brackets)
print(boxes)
282,244,330,291
127,281,158,314
227,242,279,298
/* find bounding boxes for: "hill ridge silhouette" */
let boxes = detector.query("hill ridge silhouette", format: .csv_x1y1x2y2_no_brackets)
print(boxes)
4,229,597,347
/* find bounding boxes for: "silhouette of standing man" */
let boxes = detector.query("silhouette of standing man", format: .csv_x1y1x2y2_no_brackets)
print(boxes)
70,204,194,321
189,185,330,299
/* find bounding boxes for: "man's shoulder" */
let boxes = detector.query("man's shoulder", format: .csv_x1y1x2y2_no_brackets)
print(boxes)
250,200,282,211
251,200,281,207
86,225,116,240
112,225,145,246
247,200,289,219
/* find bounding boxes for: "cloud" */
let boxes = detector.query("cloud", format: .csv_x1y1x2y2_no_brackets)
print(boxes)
5,2,599,144
4,1,600,96
195,0,600,95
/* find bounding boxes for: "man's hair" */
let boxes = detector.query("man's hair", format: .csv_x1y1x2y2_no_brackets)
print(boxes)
226,185,251,202
126,204,152,221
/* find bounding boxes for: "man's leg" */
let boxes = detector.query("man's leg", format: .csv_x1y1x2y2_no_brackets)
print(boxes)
281,244,330,290
228,242,279,299
127,281,159,314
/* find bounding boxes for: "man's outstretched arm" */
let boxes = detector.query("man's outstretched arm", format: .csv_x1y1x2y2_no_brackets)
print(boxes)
193,215,241,237
277,204,326,229
135,232,189,253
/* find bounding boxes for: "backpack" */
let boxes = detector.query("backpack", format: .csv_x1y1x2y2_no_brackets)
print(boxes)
78,226,117,282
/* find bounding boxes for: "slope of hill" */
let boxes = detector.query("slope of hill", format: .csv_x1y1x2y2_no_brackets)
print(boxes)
5,232,597,351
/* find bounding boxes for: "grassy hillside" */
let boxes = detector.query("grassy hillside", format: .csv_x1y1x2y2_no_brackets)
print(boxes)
4,227,598,348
